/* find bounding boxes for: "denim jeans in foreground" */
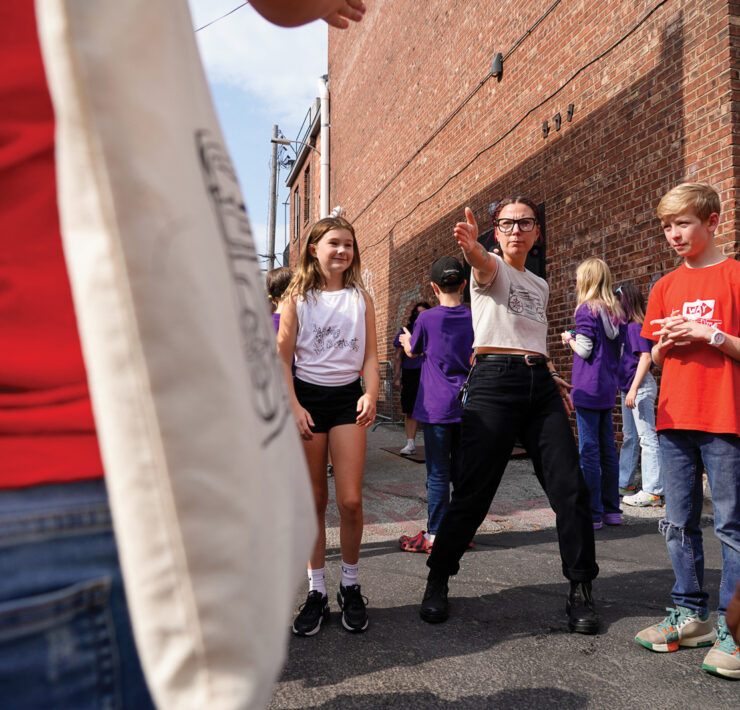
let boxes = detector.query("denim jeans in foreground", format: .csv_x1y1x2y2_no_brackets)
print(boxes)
659,430,740,616
618,373,662,495
575,406,621,521
428,358,598,582
422,422,462,535
0,479,155,710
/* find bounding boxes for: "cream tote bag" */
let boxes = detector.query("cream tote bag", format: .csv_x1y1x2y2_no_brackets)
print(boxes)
35,2,316,708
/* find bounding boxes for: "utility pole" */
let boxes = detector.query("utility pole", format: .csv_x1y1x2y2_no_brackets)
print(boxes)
267,124,278,271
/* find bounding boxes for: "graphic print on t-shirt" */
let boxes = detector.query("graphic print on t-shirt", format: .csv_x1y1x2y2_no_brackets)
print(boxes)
312,325,359,355
682,299,720,327
507,284,546,323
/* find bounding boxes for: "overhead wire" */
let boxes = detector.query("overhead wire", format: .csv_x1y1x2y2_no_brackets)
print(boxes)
195,2,249,32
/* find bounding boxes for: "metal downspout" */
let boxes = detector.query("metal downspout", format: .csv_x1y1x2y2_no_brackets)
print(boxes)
318,76,329,219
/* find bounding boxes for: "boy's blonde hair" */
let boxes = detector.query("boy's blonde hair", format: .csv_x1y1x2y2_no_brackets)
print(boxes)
287,216,366,300
575,257,624,321
657,182,720,222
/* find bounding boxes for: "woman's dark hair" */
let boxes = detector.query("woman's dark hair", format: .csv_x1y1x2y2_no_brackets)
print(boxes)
615,281,646,325
406,301,431,331
266,267,293,312
491,196,542,225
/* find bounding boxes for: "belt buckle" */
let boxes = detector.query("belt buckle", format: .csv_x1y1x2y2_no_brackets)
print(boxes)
524,354,538,366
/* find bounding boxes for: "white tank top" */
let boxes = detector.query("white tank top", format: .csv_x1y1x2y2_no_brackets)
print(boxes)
295,288,367,386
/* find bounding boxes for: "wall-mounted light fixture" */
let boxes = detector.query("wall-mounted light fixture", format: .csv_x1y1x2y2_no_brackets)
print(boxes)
542,120,550,138
490,52,504,80
567,103,575,122
553,113,562,131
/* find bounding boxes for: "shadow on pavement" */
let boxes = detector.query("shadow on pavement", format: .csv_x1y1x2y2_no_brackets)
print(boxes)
279,567,720,688
326,518,715,562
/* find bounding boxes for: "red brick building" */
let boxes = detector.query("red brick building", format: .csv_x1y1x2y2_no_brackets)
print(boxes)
283,97,323,262
290,0,737,381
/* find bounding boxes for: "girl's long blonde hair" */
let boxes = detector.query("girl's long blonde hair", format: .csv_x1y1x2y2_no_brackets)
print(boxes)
286,216,366,300
575,257,624,321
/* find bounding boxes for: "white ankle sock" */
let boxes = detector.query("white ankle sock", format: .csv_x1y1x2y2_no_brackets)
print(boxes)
407,438,415,447
308,567,326,596
425,532,436,543
341,561,359,588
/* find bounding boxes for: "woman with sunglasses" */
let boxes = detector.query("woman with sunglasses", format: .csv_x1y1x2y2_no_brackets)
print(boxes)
419,197,600,635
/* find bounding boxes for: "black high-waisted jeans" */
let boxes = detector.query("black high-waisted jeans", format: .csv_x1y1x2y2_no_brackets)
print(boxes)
427,356,599,582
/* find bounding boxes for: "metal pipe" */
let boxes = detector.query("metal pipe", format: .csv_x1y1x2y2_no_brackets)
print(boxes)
318,76,330,219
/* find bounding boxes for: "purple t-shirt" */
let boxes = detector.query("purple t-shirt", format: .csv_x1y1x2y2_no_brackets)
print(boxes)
617,321,653,392
408,304,474,424
571,303,620,410
393,328,422,371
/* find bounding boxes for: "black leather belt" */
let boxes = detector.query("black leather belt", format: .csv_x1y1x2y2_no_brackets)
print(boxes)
476,353,549,366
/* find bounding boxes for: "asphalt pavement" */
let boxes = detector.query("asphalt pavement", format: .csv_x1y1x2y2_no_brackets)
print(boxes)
268,424,735,709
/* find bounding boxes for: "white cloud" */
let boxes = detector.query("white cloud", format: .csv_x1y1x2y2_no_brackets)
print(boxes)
189,1,327,126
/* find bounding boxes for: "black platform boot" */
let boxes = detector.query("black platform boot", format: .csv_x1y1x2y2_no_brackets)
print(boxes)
566,581,599,634
420,569,449,624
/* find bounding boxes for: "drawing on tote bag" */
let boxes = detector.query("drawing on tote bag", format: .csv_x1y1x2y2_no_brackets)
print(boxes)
197,129,291,445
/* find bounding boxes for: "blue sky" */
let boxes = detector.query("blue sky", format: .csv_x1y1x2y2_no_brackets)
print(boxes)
188,1,328,268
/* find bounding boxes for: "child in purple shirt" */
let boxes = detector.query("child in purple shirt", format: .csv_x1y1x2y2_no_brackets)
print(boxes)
561,258,623,529
393,302,431,455
615,282,663,506
398,257,474,553
267,266,294,333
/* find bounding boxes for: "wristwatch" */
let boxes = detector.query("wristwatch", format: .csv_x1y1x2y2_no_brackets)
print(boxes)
709,327,726,347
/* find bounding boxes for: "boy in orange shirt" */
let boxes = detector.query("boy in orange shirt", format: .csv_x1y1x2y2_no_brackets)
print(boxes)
634,183,740,680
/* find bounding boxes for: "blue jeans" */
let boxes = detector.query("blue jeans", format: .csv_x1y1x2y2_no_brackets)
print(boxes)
659,430,740,615
422,422,462,535
0,479,155,710
618,374,663,495
575,406,621,521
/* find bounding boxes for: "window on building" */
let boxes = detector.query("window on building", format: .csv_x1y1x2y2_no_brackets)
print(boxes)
303,167,311,224
293,189,300,241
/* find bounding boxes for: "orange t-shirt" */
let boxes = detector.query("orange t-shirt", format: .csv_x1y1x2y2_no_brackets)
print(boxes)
642,258,740,435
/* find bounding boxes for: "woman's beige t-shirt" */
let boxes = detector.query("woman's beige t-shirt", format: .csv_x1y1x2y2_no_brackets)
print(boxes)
470,253,549,356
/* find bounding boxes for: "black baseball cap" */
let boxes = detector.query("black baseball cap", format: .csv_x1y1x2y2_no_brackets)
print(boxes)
430,256,465,287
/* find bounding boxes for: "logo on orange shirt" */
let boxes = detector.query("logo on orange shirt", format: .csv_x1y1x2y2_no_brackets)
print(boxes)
682,299,720,327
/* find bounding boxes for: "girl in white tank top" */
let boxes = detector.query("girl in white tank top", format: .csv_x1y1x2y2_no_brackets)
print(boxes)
277,216,379,636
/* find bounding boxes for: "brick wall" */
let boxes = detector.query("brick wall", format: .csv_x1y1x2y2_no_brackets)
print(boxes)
287,135,323,268
320,0,738,413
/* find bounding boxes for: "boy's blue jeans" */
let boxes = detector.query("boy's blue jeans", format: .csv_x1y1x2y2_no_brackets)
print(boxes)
575,406,621,521
0,479,155,710
618,374,663,495
659,429,740,616
422,422,462,535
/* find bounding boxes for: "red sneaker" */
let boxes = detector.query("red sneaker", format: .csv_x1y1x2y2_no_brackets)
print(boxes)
399,530,433,553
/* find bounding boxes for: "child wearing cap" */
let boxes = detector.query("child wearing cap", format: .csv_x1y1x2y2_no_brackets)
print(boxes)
398,257,474,553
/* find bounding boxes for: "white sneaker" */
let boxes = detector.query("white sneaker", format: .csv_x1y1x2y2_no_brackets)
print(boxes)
399,442,416,456
622,490,664,507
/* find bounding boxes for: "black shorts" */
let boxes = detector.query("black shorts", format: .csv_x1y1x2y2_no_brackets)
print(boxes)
294,377,363,433
400,367,421,416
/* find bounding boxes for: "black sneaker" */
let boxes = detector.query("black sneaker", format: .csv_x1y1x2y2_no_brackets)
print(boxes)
292,591,329,636
337,584,369,632
566,581,599,635
420,570,449,624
